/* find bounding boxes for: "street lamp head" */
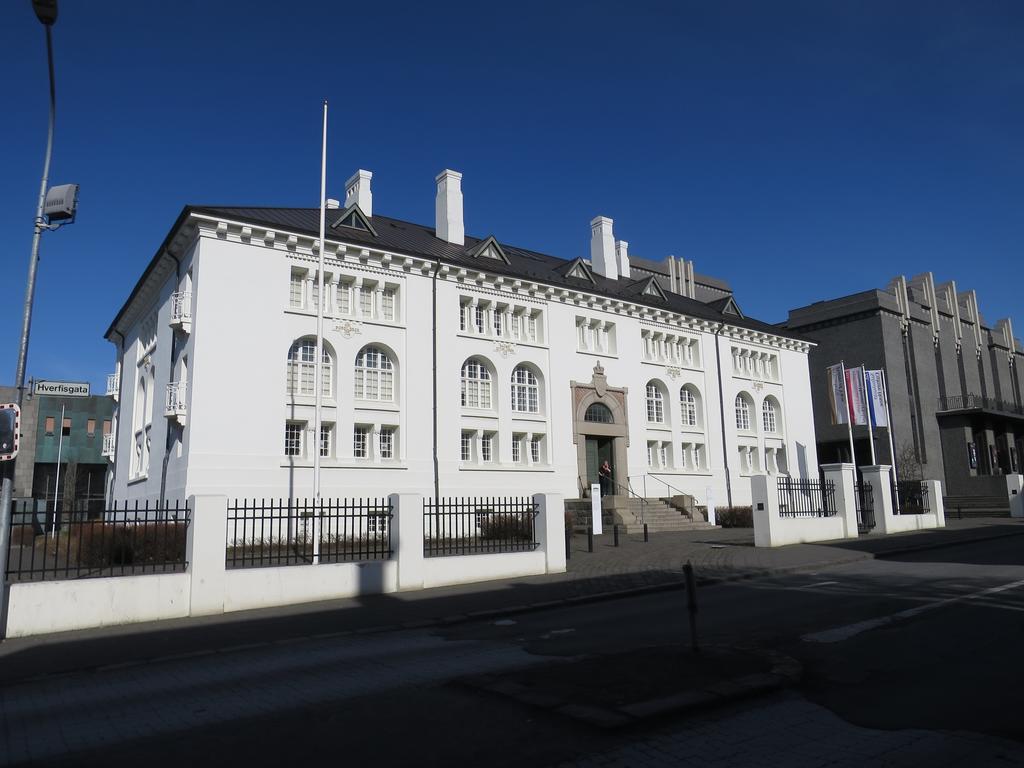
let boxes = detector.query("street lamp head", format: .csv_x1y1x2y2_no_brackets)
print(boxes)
32,0,58,25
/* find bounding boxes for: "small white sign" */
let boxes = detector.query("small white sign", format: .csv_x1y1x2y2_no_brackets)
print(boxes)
34,380,90,397
705,486,716,527
590,483,603,535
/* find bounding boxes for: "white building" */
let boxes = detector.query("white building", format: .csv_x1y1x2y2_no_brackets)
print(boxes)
104,169,818,509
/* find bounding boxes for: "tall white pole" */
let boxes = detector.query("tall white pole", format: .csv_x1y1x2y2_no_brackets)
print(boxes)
312,99,327,564
881,369,901,513
52,402,65,534
862,364,876,466
840,361,856,466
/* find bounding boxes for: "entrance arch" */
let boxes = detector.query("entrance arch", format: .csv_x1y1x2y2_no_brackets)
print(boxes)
571,363,630,497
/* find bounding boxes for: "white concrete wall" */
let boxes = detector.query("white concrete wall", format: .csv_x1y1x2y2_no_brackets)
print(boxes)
752,472,855,548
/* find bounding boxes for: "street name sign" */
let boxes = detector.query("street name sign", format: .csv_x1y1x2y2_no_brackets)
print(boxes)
34,380,90,397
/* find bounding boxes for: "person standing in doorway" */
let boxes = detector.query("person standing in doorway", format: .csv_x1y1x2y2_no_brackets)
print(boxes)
599,459,613,496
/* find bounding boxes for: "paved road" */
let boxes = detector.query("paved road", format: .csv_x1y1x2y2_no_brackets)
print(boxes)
5,532,1024,766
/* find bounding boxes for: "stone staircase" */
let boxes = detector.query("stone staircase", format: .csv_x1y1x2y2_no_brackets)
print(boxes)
566,496,717,534
943,495,1010,518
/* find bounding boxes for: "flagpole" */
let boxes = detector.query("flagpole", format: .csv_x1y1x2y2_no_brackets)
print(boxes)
841,361,856,466
312,99,327,563
880,369,900,513
862,364,876,466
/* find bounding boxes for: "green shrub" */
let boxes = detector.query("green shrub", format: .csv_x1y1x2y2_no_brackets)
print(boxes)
715,506,753,528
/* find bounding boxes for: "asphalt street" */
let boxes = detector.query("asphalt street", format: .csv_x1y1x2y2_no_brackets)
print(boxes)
4,534,1024,766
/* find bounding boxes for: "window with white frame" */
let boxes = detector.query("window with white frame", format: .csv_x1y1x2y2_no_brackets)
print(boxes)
382,288,396,322
680,443,689,469
530,435,543,463
379,427,395,460
511,366,540,413
289,270,306,309
285,422,304,457
527,313,538,342
459,303,467,331
493,308,503,337
354,346,395,401
359,285,374,317
287,339,332,397
646,383,665,423
511,434,523,463
647,442,655,467
319,424,332,458
511,312,522,340
353,426,369,458
762,398,778,433
474,305,485,334
481,433,494,463
576,317,616,354
735,394,752,431
461,430,473,462
336,280,352,315
680,386,699,427
659,443,669,468
461,358,492,409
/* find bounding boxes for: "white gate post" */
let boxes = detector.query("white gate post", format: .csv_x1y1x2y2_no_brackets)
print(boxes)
861,465,894,535
752,474,780,548
187,494,228,616
922,479,946,527
1008,475,1024,519
821,463,858,539
390,493,424,591
534,492,567,574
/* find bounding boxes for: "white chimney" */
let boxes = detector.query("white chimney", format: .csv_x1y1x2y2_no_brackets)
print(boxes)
326,198,340,210
616,239,630,278
344,169,373,217
435,169,464,245
590,216,617,280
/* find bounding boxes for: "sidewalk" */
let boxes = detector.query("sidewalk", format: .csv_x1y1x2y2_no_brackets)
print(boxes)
1,517,1021,685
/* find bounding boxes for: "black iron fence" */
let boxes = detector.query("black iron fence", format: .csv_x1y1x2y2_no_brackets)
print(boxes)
424,497,538,557
855,481,875,532
892,480,928,515
226,498,392,569
777,478,837,517
938,394,1024,416
5,500,190,582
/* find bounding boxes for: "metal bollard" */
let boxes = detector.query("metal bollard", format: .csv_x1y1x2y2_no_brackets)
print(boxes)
644,523,649,542
565,530,572,560
613,524,620,547
587,525,594,553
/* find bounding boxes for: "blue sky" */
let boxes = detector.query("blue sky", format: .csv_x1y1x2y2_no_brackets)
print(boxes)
1,0,1021,389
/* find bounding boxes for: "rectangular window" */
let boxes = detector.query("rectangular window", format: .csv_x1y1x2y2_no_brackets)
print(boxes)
379,427,395,460
285,422,303,457
680,444,689,469
461,431,473,462
512,435,522,463
474,305,485,334
481,433,493,463
289,271,305,308
459,304,467,331
320,424,332,458
493,309,503,337
336,282,351,315
87,419,96,437
353,426,368,458
512,314,522,340
530,435,542,464
647,443,654,467
359,286,373,318
311,279,320,310
45,416,55,435
62,417,71,437
659,444,668,468
102,420,112,435
527,314,538,342
382,288,396,321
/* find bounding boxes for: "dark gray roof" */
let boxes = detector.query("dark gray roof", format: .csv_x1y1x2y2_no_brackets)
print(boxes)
160,205,805,340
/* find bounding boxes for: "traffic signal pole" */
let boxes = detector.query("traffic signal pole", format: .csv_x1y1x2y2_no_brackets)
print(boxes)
0,11,58,638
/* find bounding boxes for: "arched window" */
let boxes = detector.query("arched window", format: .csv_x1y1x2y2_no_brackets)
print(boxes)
680,386,700,428
354,345,394,401
584,402,614,423
287,339,332,397
762,398,778,433
511,366,539,413
461,358,492,409
646,382,665,423
735,394,752,431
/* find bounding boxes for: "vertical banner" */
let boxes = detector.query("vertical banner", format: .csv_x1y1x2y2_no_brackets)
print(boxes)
827,364,849,425
844,366,868,426
864,370,889,428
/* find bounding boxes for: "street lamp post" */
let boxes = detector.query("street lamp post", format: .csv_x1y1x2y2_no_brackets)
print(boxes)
0,1,70,638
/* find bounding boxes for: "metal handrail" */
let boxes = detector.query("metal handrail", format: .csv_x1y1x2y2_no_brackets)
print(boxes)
632,474,694,520
579,475,648,525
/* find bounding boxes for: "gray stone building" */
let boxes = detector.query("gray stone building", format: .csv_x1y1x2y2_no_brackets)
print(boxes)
785,273,1023,513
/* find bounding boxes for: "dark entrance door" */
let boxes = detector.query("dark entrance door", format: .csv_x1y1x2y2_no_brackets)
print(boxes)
584,436,615,493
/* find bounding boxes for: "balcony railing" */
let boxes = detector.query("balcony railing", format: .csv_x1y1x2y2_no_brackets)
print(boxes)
938,394,1024,417
106,372,120,399
101,432,116,459
169,291,192,330
165,382,187,423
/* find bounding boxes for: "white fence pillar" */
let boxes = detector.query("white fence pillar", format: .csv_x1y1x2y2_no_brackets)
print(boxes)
390,493,424,591
1008,475,1024,519
187,495,228,616
534,492,567,574
861,465,895,535
752,474,781,548
922,479,946,527
821,463,858,539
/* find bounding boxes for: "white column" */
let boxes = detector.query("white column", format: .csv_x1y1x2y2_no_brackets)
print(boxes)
187,495,228,616
526,432,535,466
821,463,858,539
469,298,479,334
353,277,364,318
534,492,567,574
751,474,781,547
1008,475,1024,519
390,493,425,591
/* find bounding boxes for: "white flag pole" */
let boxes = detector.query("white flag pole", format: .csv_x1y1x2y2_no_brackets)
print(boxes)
312,99,328,564
841,361,856,466
862,365,876,466
880,369,900,513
